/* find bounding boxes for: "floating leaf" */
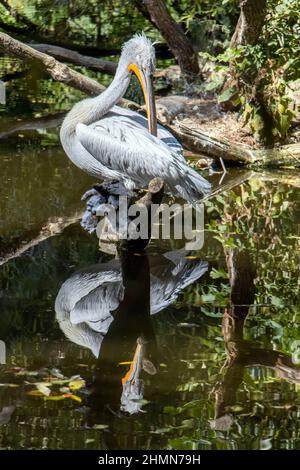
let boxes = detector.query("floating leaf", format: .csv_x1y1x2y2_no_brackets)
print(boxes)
85,439,95,444
0,383,20,388
142,359,157,375
93,424,109,430
68,394,82,403
69,378,85,391
36,384,51,396
44,395,66,401
50,368,64,379
27,390,44,397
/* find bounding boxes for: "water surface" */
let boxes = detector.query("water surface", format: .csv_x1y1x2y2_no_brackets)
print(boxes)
0,126,300,450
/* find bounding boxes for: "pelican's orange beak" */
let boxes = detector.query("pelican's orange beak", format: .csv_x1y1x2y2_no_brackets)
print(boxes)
121,342,142,385
128,64,157,137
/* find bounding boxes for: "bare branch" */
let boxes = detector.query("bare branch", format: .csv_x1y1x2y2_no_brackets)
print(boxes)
32,44,117,75
0,32,105,95
0,32,141,113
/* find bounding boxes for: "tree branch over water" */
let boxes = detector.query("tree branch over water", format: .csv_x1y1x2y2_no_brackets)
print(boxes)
0,32,140,112
32,44,117,75
0,32,106,95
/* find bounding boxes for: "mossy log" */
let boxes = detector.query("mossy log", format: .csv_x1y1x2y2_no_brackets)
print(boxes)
171,123,300,168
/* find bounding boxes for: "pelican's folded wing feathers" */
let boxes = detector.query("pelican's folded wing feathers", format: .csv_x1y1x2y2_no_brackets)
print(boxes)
75,110,211,200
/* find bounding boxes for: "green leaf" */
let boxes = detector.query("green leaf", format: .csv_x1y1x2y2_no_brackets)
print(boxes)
218,87,237,103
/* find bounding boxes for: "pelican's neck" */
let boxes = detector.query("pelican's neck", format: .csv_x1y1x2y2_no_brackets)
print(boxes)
61,60,130,137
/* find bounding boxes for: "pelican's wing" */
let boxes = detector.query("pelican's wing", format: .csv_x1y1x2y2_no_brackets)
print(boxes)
55,261,123,357
76,115,181,185
150,249,208,314
55,261,122,331
59,318,104,358
75,107,211,200
109,106,183,157
69,281,123,332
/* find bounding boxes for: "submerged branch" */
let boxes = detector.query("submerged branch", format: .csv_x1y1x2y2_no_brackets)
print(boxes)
0,214,81,266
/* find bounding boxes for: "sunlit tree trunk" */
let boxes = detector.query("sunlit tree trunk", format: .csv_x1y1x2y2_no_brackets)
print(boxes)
143,0,200,75
230,0,267,47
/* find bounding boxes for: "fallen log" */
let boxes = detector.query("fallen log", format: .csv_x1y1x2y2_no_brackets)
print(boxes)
170,122,300,168
170,123,255,164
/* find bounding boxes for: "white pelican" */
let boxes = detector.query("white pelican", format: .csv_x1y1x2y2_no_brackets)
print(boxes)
55,249,208,357
55,249,207,414
60,34,211,203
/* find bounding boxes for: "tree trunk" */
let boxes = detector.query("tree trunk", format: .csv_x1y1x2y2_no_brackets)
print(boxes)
143,0,200,75
230,0,267,47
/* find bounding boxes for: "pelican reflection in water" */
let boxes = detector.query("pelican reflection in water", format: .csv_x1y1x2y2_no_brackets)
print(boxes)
60,34,211,204
55,249,208,416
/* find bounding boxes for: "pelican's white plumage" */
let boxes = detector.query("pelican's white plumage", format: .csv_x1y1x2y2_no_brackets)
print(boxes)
55,250,208,357
60,34,211,202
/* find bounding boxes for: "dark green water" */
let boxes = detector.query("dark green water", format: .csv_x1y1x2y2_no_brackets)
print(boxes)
1,28,300,449
0,123,300,449
0,0,299,452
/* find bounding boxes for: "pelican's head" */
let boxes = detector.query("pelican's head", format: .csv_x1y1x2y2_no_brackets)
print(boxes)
122,33,157,136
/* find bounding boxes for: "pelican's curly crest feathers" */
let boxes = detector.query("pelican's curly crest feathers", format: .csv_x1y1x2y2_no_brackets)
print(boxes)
122,33,156,73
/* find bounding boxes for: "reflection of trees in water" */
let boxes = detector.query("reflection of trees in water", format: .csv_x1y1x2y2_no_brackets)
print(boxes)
0,144,92,252
212,249,300,432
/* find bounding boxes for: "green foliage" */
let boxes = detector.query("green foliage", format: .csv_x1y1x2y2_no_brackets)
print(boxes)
177,0,239,54
203,0,300,142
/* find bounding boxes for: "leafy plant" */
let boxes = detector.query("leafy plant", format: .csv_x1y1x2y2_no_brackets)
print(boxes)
202,0,300,143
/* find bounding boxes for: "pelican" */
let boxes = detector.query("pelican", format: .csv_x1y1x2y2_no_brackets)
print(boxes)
55,249,208,415
55,249,208,358
60,34,211,203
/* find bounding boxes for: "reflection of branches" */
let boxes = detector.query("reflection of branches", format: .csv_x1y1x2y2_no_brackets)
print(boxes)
0,112,65,139
212,249,300,430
